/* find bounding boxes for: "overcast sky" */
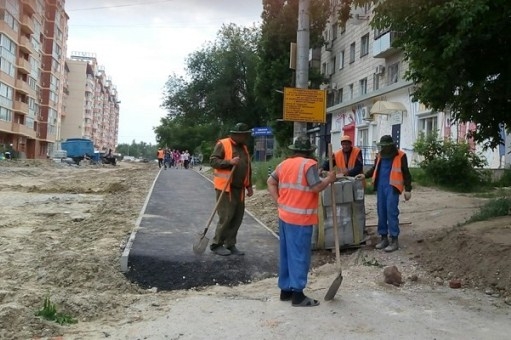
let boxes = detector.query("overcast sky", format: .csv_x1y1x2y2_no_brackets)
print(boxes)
65,0,263,145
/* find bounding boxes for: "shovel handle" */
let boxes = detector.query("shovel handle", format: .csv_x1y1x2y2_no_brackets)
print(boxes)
328,144,342,270
202,165,237,234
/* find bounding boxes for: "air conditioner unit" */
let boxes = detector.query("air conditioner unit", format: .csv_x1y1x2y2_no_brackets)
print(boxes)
361,106,372,120
375,65,385,75
320,83,330,90
331,82,337,90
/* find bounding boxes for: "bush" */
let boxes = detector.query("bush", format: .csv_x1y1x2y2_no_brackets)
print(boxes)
252,157,284,190
413,132,488,191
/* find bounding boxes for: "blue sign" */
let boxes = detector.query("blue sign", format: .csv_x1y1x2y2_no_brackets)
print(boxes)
252,127,273,136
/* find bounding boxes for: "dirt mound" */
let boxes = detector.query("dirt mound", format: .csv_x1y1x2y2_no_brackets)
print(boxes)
412,216,511,297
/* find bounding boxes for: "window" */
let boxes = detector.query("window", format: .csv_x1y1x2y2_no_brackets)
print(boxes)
418,115,438,136
332,22,338,40
360,34,369,57
388,62,399,84
338,50,344,70
373,73,380,91
332,56,336,73
0,106,12,122
358,128,369,147
348,83,354,100
334,89,342,105
349,43,356,63
359,78,367,96
0,58,15,77
322,62,327,75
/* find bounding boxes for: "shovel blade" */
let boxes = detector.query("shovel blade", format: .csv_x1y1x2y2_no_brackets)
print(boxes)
324,273,343,301
192,233,209,255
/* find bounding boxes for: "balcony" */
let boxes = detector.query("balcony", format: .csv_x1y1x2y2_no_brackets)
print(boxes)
0,119,12,133
22,0,37,15
19,36,34,54
12,122,36,138
20,15,35,35
13,100,29,114
373,31,401,58
15,79,32,94
17,57,31,74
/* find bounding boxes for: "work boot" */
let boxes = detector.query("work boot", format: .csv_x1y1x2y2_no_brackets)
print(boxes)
211,245,231,256
375,235,389,250
226,245,245,255
384,237,399,252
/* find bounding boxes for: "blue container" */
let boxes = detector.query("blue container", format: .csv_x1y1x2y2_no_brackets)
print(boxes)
61,138,94,158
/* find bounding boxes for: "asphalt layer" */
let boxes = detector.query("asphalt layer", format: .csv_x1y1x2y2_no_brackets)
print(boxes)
124,166,279,291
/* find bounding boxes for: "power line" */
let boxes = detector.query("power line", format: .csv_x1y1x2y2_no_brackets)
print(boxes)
67,0,175,12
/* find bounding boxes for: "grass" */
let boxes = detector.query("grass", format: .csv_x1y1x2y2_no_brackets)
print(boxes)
35,296,77,325
465,197,511,225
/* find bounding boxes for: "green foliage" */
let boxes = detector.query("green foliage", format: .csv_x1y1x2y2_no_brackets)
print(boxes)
362,255,383,268
413,133,487,191
340,0,511,149
494,169,511,188
35,296,77,325
252,157,284,190
116,141,156,160
466,197,511,224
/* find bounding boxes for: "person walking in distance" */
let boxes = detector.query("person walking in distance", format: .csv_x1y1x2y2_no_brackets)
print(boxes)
320,135,363,176
355,135,412,252
267,135,336,307
209,123,253,256
156,147,164,169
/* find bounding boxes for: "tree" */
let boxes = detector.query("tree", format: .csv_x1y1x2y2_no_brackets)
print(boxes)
340,0,511,149
256,0,331,149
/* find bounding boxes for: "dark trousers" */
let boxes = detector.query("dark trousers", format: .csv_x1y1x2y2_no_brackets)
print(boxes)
211,187,245,248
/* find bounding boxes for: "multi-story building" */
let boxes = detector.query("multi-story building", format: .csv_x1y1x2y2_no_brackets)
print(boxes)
316,1,508,168
62,52,119,153
0,0,68,159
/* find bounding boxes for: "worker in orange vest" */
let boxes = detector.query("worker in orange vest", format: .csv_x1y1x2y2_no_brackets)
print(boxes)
320,135,363,176
267,135,336,307
356,135,412,252
156,147,165,169
209,123,253,256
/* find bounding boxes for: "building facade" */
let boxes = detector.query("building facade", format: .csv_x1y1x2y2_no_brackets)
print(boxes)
317,0,508,168
0,0,68,158
0,0,120,159
62,52,119,153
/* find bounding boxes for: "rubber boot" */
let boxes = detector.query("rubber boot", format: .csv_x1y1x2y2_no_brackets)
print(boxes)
375,235,389,250
384,237,399,252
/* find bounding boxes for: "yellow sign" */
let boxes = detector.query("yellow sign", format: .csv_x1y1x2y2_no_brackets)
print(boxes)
283,87,326,123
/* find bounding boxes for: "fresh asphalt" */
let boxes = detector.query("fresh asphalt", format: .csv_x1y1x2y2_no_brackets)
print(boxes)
122,165,279,291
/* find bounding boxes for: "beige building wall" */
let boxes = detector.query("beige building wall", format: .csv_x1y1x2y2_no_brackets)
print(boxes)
61,59,89,140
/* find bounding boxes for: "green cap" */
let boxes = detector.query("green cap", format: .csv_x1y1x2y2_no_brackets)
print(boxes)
230,123,252,134
377,135,395,146
288,135,317,152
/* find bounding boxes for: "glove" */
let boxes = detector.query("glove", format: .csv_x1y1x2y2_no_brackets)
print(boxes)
354,174,365,180
404,191,411,201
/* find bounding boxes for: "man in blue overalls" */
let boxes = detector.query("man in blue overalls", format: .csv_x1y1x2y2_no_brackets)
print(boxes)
357,135,412,252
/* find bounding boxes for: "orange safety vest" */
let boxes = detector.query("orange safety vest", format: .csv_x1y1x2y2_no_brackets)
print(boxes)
334,146,362,174
213,138,250,192
372,150,405,193
157,149,164,158
276,157,319,226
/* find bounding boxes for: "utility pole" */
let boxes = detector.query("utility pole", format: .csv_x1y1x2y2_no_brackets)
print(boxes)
294,0,310,138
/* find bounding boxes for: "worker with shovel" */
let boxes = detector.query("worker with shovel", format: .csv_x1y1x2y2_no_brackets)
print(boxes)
267,136,336,307
356,135,412,252
209,123,253,256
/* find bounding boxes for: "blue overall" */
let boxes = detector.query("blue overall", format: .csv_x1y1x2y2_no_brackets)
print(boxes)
376,158,400,237
278,219,313,293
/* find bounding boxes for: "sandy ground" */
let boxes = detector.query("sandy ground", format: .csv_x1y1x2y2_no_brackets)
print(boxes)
0,160,510,339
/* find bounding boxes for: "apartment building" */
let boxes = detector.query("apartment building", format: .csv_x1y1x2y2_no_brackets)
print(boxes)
317,1,508,168
62,52,120,153
0,0,67,159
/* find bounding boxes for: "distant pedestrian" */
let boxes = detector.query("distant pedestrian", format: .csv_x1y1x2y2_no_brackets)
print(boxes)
156,147,164,168
164,149,171,169
267,135,336,307
356,135,412,252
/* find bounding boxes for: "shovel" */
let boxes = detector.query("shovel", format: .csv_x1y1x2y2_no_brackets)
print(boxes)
192,165,236,255
324,143,343,301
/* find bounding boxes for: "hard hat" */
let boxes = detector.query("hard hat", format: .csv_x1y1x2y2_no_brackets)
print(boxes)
340,135,352,143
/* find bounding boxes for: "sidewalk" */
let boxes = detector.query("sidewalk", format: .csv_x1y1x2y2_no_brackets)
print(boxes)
121,167,279,290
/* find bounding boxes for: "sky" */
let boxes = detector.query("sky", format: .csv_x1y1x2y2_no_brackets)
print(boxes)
65,0,263,145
